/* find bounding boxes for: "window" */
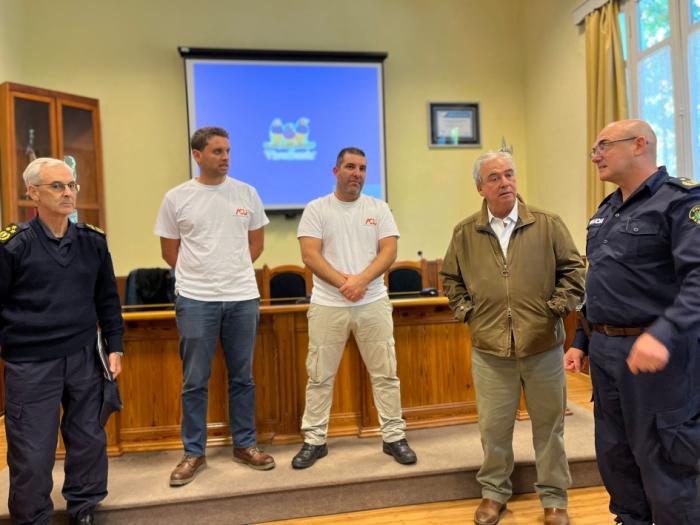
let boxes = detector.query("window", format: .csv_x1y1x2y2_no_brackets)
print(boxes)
620,0,700,180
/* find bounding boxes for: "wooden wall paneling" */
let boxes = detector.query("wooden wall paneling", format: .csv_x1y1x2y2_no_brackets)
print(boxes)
0,361,4,419
0,416,6,468
564,312,577,350
257,312,299,444
515,391,530,421
395,304,477,429
253,315,278,442
118,320,185,451
425,258,441,290
108,300,577,455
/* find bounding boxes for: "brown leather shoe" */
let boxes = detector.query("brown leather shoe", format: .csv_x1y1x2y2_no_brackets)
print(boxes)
233,446,276,470
169,454,206,486
474,498,507,525
544,508,571,525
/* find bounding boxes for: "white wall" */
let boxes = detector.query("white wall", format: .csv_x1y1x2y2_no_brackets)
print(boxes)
524,0,588,251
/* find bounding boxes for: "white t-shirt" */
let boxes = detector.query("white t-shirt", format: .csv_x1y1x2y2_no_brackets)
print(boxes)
297,193,399,307
154,178,269,301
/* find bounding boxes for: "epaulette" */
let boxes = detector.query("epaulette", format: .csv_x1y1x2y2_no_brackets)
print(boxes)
76,223,106,236
0,223,29,244
666,177,700,191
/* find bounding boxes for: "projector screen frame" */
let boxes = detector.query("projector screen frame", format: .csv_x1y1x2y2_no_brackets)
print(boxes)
178,47,389,217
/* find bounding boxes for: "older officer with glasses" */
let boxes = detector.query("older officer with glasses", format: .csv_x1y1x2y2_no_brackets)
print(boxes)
565,119,700,525
0,157,124,525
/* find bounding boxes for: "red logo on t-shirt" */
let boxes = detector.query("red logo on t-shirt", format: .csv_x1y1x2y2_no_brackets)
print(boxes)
235,208,249,216
365,217,377,225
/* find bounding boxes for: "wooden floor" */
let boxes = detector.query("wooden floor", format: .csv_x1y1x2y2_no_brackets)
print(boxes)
566,370,594,411
264,372,612,525
265,486,613,524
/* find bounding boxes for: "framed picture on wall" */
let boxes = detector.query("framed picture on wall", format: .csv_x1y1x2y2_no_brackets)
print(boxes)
428,102,481,148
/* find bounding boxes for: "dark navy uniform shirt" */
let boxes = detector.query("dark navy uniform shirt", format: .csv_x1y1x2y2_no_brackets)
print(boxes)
0,216,124,361
574,167,700,353
37,217,75,258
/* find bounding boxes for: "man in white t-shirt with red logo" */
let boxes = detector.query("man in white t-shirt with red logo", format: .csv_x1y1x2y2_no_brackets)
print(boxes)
154,127,275,486
292,147,417,469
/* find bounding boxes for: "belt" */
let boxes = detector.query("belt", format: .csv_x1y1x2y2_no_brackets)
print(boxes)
591,323,646,337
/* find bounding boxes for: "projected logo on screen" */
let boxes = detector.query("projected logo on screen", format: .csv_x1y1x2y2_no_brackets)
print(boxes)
263,117,317,161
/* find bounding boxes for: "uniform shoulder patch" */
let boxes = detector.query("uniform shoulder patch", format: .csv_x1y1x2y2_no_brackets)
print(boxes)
667,177,700,190
0,223,28,244
689,204,700,225
76,223,106,236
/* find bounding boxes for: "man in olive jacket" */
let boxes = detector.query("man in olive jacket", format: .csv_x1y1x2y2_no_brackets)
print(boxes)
440,151,584,525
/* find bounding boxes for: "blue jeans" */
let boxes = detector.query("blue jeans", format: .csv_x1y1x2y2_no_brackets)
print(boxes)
175,296,259,455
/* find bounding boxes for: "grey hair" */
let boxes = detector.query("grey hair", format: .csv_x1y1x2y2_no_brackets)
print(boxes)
472,151,516,187
23,157,71,189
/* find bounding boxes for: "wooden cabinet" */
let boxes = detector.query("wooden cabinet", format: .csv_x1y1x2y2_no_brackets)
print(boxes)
0,82,105,228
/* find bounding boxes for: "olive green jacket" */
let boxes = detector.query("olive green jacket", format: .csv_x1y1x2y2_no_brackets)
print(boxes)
440,196,585,357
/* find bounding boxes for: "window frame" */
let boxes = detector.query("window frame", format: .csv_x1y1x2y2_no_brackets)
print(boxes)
620,0,699,179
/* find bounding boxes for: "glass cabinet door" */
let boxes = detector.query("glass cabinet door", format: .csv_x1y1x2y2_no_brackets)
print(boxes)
1,83,104,229
13,95,56,203
60,102,102,225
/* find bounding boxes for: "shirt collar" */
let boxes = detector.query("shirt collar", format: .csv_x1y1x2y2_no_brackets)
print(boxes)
487,200,519,226
642,166,668,193
37,217,74,242
609,166,668,206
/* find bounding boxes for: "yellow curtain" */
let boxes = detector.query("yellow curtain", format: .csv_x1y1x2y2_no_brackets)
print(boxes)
585,0,628,217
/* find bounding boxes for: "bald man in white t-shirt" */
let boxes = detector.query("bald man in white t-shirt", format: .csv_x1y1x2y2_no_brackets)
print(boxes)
292,147,417,469
155,127,275,487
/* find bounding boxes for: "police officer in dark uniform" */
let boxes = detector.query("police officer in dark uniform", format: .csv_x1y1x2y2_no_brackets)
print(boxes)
0,157,124,525
564,119,700,525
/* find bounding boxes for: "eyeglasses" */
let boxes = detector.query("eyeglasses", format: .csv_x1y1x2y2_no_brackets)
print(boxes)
33,181,81,192
590,137,638,158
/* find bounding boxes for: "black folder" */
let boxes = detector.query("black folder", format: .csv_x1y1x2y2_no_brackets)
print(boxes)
96,331,122,426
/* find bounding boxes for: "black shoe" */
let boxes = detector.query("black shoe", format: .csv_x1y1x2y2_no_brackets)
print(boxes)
69,512,94,525
292,442,328,469
383,438,417,465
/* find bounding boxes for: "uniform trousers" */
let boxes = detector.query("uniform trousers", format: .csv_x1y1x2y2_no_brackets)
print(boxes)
301,297,406,445
471,346,570,508
3,345,107,525
589,331,700,525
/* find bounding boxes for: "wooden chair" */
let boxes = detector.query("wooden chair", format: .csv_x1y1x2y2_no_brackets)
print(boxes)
384,259,430,298
261,264,313,304
434,258,445,294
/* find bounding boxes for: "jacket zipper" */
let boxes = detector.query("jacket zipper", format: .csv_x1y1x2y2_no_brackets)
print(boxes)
502,258,513,356
485,222,516,357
